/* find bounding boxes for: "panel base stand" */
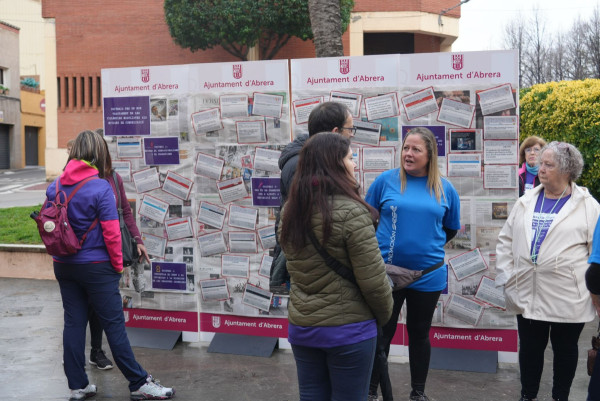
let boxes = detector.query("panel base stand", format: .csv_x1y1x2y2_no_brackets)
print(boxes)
125,327,181,350
207,333,278,358
430,347,497,373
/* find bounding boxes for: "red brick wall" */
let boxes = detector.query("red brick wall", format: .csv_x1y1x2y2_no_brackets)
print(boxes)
43,0,458,142
415,33,441,53
353,0,461,18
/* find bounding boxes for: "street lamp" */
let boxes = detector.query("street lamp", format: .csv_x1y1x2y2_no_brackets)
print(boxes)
438,0,471,27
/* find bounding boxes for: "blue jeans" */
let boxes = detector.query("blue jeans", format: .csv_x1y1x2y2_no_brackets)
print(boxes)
54,261,148,391
292,337,376,401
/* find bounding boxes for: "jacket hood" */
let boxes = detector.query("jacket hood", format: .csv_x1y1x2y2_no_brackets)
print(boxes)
59,160,100,185
279,134,308,170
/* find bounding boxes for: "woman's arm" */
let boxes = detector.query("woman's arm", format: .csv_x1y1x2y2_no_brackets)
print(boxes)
115,173,150,263
115,173,142,242
97,185,123,273
495,206,518,287
344,206,393,326
443,227,457,244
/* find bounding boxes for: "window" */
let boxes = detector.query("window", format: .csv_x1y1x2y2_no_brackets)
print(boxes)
57,77,61,107
88,76,93,107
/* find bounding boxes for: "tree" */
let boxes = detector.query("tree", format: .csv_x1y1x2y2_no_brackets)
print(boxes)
586,6,600,78
547,32,567,82
565,19,589,80
503,17,527,88
523,8,549,86
308,0,343,57
164,0,354,61
502,6,600,87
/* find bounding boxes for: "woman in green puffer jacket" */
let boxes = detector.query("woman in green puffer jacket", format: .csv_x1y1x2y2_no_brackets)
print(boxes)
279,132,393,401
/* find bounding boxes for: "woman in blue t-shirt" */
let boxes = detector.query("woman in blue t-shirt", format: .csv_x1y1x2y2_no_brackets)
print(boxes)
518,136,546,197
366,127,460,401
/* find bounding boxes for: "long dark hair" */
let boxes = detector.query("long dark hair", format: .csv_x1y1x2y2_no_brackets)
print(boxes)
99,132,114,177
280,132,378,251
66,130,109,178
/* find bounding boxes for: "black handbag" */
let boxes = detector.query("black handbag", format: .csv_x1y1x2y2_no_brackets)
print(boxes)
112,171,138,267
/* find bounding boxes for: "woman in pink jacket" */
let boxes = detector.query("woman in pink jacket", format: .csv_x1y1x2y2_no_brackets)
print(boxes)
51,130,173,400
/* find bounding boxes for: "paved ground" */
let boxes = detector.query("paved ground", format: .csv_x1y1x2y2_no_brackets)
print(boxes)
0,277,595,401
0,166,49,208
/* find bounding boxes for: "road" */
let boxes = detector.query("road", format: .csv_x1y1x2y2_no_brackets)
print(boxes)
0,167,49,208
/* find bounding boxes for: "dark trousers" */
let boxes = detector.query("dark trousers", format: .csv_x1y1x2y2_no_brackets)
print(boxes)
517,315,585,401
292,337,376,401
589,346,600,401
54,261,147,391
369,289,441,400
88,306,103,350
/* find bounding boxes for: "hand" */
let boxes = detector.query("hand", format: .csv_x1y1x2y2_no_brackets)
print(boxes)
591,293,600,317
137,244,151,264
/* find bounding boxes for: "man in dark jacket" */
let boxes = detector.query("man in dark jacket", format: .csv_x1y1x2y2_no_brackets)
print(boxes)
270,101,355,291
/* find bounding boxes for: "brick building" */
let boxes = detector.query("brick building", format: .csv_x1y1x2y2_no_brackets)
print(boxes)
41,0,463,177
0,20,22,169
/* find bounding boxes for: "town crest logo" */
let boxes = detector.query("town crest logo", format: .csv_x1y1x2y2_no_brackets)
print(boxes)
141,68,150,83
233,64,243,79
452,54,464,71
339,59,350,75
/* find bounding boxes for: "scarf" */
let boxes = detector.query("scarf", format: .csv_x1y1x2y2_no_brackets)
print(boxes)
526,163,539,176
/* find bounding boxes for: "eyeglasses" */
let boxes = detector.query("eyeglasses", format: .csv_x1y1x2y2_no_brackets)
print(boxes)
340,126,357,134
525,147,541,154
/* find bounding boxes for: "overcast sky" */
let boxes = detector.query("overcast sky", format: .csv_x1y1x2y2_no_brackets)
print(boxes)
452,0,599,52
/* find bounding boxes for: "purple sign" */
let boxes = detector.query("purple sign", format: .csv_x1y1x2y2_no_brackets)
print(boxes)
143,137,180,165
251,177,281,207
402,125,446,156
103,96,150,136
151,262,187,291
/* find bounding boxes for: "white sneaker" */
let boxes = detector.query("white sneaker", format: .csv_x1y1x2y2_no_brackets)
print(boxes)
130,376,174,400
69,384,97,400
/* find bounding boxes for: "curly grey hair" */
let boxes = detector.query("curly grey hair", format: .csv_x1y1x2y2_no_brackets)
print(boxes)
539,141,583,182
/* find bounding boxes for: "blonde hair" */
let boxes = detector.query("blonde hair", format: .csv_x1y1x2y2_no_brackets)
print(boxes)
400,127,445,203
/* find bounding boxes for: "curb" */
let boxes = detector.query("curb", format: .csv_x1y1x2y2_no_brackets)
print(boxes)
0,244,47,253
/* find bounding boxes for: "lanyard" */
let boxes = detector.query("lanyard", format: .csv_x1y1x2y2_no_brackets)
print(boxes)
530,186,568,264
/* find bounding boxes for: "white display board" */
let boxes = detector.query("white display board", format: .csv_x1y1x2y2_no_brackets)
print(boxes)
102,51,520,352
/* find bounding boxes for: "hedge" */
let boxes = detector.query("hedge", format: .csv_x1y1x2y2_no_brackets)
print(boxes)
520,79,600,200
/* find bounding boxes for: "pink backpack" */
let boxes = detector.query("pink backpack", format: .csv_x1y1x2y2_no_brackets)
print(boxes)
34,176,98,257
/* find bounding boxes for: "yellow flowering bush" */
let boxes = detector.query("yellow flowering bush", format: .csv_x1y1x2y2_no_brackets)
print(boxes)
520,79,600,200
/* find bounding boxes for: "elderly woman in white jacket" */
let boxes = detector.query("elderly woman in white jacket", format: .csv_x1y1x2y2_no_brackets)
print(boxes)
496,141,600,401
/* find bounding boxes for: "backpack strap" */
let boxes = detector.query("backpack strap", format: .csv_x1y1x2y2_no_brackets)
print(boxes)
59,176,100,244
64,176,99,202
307,230,357,285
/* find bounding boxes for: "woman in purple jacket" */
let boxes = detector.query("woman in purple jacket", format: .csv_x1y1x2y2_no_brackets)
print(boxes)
82,138,151,371
52,130,173,400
